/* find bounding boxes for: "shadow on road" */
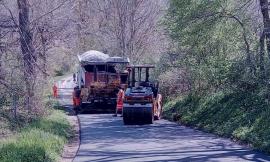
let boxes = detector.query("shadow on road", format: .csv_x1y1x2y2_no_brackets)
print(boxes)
56,84,270,162
76,114,270,162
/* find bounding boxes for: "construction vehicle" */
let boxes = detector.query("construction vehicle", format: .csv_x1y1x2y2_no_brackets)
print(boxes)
72,50,130,114
122,65,162,125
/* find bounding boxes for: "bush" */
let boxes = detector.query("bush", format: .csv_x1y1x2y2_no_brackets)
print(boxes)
54,70,64,76
163,90,270,153
0,110,72,162
0,129,64,162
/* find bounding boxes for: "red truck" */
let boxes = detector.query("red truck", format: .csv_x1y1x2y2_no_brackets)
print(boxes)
72,50,130,114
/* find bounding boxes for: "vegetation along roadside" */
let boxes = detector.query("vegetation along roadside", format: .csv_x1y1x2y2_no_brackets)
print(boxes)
0,101,73,162
163,90,270,154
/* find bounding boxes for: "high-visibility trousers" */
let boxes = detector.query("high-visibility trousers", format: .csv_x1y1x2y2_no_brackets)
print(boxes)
53,89,58,98
72,92,81,106
116,100,123,111
73,98,81,106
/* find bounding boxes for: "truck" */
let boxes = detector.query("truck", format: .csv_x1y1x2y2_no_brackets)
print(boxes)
72,50,130,114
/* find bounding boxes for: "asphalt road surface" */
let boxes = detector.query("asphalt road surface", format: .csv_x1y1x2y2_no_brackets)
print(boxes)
58,75,270,162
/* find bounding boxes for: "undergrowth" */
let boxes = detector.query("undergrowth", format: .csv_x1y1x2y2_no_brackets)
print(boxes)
163,90,270,153
0,110,72,162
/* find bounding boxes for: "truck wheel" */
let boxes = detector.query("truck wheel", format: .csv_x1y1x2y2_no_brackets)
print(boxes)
123,108,133,125
123,114,132,125
74,106,81,115
123,117,130,125
75,109,79,115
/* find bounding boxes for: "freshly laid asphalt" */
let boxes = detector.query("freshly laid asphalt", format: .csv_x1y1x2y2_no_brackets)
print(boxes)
58,75,270,162
73,114,270,162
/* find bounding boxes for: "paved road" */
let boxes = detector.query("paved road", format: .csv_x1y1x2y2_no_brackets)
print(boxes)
58,75,270,162
73,114,270,162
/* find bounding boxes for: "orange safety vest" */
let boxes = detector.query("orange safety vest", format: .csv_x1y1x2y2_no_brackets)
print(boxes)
116,89,124,110
72,91,81,106
53,85,58,98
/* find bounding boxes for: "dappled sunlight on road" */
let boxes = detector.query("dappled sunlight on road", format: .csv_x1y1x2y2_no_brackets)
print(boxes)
74,114,270,162
56,75,270,162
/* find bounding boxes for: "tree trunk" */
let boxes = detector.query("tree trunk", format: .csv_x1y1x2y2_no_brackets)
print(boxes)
0,44,3,81
260,0,270,103
76,0,87,53
39,26,47,79
259,32,265,78
17,0,36,115
259,0,270,60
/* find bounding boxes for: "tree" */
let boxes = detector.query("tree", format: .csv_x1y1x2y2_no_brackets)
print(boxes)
73,0,166,63
259,0,270,60
0,0,73,120
164,0,262,93
18,0,36,113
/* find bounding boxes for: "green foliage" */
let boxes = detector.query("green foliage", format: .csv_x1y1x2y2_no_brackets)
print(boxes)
166,0,223,44
164,91,270,153
162,0,270,155
54,70,64,77
26,110,72,139
0,129,64,162
0,110,72,162
163,0,259,93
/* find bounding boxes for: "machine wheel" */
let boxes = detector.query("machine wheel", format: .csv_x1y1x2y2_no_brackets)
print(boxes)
143,107,154,124
123,116,131,125
145,113,154,124
123,105,154,125
74,106,80,115
123,109,132,125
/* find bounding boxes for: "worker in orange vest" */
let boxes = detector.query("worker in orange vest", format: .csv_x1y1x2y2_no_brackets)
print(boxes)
72,87,81,107
113,86,125,117
53,84,58,98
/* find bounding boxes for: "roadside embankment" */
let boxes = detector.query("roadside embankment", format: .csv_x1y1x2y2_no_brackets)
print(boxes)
0,109,73,162
163,91,270,154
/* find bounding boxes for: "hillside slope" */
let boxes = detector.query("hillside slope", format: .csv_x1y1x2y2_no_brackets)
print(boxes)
163,91,270,153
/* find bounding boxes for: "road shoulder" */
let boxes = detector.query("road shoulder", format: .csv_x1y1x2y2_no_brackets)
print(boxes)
60,114,80,162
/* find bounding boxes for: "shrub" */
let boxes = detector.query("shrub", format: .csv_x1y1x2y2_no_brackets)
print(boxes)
0,129,65,162
0,110,72,162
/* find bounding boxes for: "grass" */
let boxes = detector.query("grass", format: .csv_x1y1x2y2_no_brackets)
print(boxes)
163,90,270,153
0,110,72,162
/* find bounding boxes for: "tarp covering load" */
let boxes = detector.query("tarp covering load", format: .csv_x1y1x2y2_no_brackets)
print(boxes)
78,50,110,65
107,57,130,64
78,50,130,65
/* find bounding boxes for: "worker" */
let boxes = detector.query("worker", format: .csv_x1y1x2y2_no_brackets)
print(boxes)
73,73,76,82
113,86,125,117
72,87,81,114
53,84,58,98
